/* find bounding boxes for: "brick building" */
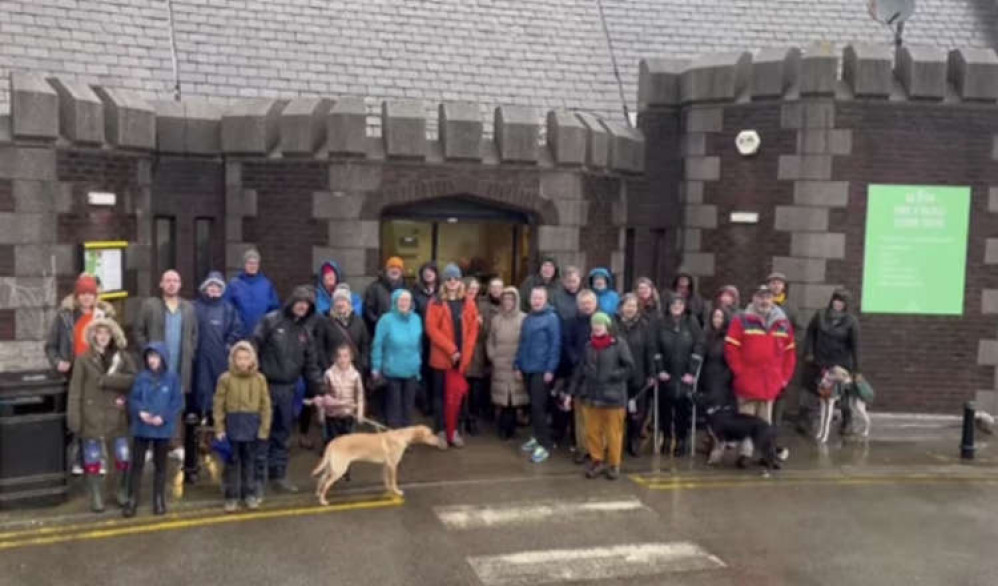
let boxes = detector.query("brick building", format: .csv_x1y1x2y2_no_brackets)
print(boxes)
2,1,998,414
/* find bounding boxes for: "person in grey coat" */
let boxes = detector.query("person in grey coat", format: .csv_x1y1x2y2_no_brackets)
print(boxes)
133,270,199,480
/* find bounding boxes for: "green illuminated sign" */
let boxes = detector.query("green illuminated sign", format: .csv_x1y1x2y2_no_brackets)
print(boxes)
861,184,971,315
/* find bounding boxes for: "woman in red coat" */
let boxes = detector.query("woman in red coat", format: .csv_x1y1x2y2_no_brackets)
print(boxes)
425,263,480,448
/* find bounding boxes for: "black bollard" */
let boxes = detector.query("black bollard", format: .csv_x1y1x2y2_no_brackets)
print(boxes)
961,401,976,460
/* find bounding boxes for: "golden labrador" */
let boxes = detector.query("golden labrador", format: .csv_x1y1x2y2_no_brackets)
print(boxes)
311,425,441,505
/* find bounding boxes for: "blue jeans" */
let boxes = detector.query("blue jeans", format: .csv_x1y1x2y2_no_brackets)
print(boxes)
256,383,295,483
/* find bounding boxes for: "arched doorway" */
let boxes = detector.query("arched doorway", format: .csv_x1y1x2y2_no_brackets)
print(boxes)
380,196,534,285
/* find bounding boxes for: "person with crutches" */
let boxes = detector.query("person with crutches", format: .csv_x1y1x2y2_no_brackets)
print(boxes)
654,293,703,457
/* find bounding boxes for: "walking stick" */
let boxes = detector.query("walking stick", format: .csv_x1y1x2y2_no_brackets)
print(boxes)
688,355,704,460
652,354,663,474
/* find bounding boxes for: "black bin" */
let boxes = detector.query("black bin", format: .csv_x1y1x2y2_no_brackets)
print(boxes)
0,370,68,509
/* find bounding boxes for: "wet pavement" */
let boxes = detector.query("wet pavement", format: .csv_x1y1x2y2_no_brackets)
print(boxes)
1,412,996,585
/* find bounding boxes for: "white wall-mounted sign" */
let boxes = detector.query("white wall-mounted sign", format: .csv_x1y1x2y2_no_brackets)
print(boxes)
730,211,759,224
87,191,117,206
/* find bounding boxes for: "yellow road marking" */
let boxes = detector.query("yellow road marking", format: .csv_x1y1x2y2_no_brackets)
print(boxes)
0,496,403,551
631,474,998,491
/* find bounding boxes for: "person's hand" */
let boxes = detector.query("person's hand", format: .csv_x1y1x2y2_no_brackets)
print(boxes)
139,411,153,424
114,395,126,408
543,372,554,384
152,415,164,426
646,377,656,388
216,432,226,441
56,360,71,373
514,370,523,381
451,352,461,365
658,372,670,382
681,374,695,385
371,371,382,382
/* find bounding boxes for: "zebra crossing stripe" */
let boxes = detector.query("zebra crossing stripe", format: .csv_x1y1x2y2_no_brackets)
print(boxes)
467,542,726,585
435,496,650,530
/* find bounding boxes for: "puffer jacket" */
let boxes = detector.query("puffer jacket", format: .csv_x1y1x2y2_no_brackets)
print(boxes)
45,294,116,368
655,312,704,398
129,342,183,440
725,305,796,401
570,336,634,408
364,271,407,332
371,290,423,380
67,318,137,440
315,260,363,317
251,286,323,392
425,293,480,374
614,314,655,390
213,341,272,442
487,288,527,407
224,271,280,335
514,305,561,375
588,267,620,315
804,305,860,373
466,294,500,379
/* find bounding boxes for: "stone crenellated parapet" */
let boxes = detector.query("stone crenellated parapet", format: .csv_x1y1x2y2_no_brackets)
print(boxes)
639,45,998,107
4,73,644,174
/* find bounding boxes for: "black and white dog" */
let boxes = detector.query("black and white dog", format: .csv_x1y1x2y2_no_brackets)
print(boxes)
703,402,788,472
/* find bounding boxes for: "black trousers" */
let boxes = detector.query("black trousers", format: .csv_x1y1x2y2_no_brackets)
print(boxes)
224,440,258,501
384,377,417,429
323,416,356,445
130,437,169,504
659,388,691,442
431,369,447,433
183,402,200,477
526,373,552,450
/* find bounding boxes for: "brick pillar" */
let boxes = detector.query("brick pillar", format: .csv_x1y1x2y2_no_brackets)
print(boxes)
774,99,849,318
315,162,382,292
679,106,723,279
539,171,586,271
978,183,998,415
224,160,259,277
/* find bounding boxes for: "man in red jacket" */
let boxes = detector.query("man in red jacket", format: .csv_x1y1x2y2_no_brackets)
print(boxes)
724,284,796,427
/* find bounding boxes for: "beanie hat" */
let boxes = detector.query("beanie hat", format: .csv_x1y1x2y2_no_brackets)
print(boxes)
332,285,353,306
442,263,462,281
386,256,404,271
75,274,98,297
243,248,261,264
752,283,774,298
766,271,787,284
199,271,227,294
590,312,612,329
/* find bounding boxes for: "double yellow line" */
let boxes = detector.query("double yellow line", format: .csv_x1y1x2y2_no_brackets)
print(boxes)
0,495,403,551
630,472,998,491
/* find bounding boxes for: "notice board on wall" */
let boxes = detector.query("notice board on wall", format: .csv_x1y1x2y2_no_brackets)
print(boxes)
861,185,971,315
82,241,128,300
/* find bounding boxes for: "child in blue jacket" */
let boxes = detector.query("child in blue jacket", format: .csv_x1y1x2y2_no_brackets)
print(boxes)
124,342,183,518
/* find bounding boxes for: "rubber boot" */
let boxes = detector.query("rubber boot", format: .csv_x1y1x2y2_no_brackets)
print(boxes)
123,473,139,518
87,476,105,513
116,473,130,507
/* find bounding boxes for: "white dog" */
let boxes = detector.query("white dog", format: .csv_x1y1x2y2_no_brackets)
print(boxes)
815,366,870,443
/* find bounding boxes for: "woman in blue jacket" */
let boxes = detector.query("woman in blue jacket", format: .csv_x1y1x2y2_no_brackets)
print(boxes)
371,289,423,429
515,286,561,463
125,343,183,518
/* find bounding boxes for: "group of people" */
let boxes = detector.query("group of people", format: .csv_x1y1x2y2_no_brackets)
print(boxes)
46,248,861,515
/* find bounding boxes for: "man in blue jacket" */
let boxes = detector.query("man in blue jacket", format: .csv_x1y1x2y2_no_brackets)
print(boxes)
515,286,561,464
225,249,280,334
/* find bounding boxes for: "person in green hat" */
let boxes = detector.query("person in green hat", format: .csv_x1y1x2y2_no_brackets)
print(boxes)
568,311,634,480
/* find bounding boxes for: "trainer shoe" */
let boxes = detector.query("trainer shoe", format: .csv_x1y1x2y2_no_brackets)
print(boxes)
245,496,261,510
436,431,449,451
450,432,465,448
71,463,84,476
605,466,621,481
530,446,550,464
224,500,239,514
573,451,589,465
585,460,606,479
272,478,299,494
776,447,790,462
521,437,539,453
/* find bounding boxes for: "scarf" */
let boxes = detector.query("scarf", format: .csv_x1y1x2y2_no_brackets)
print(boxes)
591,334,613,351
774,292,787,306
334,312,351,327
